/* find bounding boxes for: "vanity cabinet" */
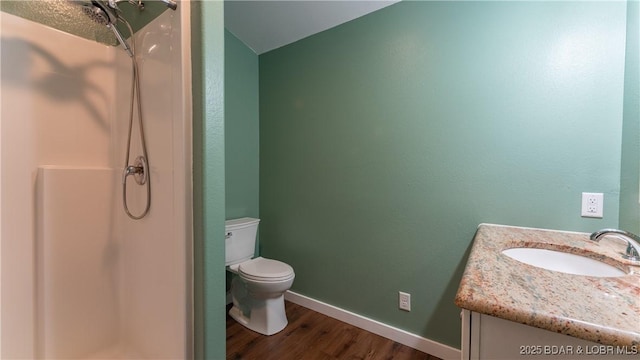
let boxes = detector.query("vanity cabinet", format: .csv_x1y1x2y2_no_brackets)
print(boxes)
461,310,638,360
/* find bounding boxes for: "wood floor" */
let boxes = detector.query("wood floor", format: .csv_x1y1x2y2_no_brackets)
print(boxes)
226,301,442,360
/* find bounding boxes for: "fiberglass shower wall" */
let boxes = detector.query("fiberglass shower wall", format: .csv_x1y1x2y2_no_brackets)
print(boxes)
0,6,191,359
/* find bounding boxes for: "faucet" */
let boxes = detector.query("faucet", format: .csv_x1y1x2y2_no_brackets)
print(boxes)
590,229,640,262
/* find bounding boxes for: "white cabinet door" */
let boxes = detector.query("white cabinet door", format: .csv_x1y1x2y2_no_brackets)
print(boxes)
461,310,638,360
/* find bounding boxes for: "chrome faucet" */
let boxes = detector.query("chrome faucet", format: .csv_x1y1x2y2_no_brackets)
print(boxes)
590,229,640,262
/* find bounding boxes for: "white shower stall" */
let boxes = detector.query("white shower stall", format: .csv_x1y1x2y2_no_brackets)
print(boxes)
1,2,192,358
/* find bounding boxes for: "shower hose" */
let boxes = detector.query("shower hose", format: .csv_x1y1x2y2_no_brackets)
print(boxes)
121,19,151,220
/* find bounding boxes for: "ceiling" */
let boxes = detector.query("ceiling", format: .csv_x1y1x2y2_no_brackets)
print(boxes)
224,0,400,55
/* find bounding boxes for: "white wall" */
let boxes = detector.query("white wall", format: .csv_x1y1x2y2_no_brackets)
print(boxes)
1,13,115,357
113,7,190,358
1,5,191,358
37,167,119,359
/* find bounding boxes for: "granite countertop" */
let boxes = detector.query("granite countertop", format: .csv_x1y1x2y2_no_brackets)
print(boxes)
455,224,640,346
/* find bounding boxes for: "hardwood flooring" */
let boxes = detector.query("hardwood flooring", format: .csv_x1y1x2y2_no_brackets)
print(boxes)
226,301,442,360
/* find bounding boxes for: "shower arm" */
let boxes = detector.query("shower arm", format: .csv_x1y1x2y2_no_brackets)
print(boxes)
109,0,177,11
109,0,142,11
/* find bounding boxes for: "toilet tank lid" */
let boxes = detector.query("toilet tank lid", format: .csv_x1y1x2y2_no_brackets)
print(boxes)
225,217,260,230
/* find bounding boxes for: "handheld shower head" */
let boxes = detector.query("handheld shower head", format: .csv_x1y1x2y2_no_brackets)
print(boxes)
82,0,133,57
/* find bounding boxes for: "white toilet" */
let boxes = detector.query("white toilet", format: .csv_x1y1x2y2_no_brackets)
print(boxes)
225,217,295,335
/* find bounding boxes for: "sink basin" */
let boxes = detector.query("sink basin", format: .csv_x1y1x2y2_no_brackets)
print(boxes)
502,248,626,277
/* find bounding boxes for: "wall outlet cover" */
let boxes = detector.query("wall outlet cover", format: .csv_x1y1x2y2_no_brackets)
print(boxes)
581,192,604,218
399,291,411,311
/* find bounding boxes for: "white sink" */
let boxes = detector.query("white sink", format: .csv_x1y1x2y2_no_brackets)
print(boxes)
502,248,627,277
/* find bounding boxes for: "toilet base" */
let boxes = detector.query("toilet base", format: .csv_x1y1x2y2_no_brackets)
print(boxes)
229,294,288,336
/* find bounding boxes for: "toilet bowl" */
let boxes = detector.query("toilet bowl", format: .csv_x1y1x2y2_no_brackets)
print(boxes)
225,218,295,335
228,257,294,335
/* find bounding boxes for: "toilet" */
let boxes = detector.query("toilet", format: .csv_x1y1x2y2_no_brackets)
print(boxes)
225,217,295,335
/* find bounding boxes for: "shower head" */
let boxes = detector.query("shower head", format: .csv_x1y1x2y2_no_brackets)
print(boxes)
81,0,114,25
82,0,133,57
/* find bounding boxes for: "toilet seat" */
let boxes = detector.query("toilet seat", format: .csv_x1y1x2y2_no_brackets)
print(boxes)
238,257,294,282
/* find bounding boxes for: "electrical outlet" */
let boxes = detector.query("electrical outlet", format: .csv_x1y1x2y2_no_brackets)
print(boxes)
399,291,411,311
581,192,603,218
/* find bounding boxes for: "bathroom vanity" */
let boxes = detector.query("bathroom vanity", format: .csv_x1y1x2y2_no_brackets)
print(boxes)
455,224,640,360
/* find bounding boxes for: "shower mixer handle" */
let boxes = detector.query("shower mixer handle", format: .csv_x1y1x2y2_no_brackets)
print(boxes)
122,156,148,185
123,165,142,183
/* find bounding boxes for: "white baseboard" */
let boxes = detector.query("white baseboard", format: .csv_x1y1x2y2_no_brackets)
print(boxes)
285,291,461,360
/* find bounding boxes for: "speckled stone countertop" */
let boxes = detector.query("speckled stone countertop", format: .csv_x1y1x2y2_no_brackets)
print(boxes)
455,224,640,346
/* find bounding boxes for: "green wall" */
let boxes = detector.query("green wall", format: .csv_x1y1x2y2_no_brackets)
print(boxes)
620,0,640,233
192,1,226,359
258,1,627,348
225,29,260,220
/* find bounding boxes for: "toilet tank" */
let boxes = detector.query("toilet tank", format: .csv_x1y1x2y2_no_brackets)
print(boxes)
225,217,260,266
